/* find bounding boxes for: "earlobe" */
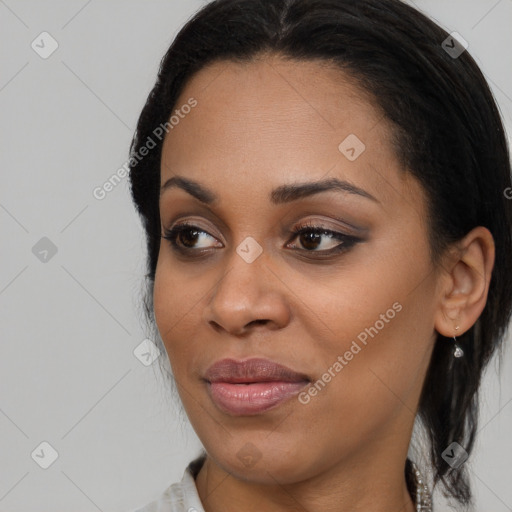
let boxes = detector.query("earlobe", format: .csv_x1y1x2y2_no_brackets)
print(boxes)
434,226,495,338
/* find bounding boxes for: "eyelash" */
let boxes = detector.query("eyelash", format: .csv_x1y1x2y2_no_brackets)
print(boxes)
162,220,361,258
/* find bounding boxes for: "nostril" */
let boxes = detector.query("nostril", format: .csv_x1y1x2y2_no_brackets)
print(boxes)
250,319,269,326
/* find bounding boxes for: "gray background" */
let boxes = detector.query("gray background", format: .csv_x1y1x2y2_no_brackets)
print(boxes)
1,1,511,511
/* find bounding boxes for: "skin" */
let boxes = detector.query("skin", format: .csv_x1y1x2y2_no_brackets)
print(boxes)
153,54,495,512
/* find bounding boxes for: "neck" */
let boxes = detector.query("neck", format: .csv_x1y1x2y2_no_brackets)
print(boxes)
195,444,416,512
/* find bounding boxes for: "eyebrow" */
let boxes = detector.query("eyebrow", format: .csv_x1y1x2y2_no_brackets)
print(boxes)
160,175,379,205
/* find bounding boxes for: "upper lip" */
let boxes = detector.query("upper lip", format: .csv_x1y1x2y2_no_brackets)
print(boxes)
204,358,310,384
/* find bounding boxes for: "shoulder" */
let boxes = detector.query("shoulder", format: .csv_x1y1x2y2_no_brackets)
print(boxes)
132,454,207,512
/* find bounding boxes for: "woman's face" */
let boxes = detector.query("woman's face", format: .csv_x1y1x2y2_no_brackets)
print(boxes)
154,55,440,483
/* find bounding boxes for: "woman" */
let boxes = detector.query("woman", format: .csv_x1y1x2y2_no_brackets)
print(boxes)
129,0,512,510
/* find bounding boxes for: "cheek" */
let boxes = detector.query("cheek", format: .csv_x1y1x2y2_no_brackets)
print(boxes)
299,244,435,410
153,245,196,330
153,257,192,364
153,255,212,380
153,256,176,336
309,288,435,435
290,304,431,471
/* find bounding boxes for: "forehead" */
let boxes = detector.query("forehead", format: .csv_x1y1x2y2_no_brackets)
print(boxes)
160,56,412,210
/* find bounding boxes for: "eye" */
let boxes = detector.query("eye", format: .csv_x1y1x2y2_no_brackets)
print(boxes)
286,220,360,255
162,222,221,253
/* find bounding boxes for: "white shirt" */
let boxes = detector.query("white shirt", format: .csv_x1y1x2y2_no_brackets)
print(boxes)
134,455,207,512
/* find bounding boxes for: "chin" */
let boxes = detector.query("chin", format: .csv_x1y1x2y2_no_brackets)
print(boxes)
210,444,318,485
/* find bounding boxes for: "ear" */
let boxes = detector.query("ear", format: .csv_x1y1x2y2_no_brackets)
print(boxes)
434,226,495,337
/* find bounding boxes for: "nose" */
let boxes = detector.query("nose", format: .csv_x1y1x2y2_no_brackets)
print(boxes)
203,245,291,336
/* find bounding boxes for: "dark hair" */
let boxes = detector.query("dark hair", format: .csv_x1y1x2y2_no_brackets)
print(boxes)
128,0,512,507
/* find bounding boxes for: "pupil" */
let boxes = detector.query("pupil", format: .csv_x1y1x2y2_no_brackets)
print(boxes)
181,229,199,247
301,232,321,250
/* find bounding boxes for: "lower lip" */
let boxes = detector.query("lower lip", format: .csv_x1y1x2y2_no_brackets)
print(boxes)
207,380,309,415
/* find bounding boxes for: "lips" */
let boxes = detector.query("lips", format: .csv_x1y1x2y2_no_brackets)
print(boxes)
203,358,310,415
204,357,310,384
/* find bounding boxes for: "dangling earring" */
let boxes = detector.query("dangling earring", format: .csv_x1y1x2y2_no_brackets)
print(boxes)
453,325,464,358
